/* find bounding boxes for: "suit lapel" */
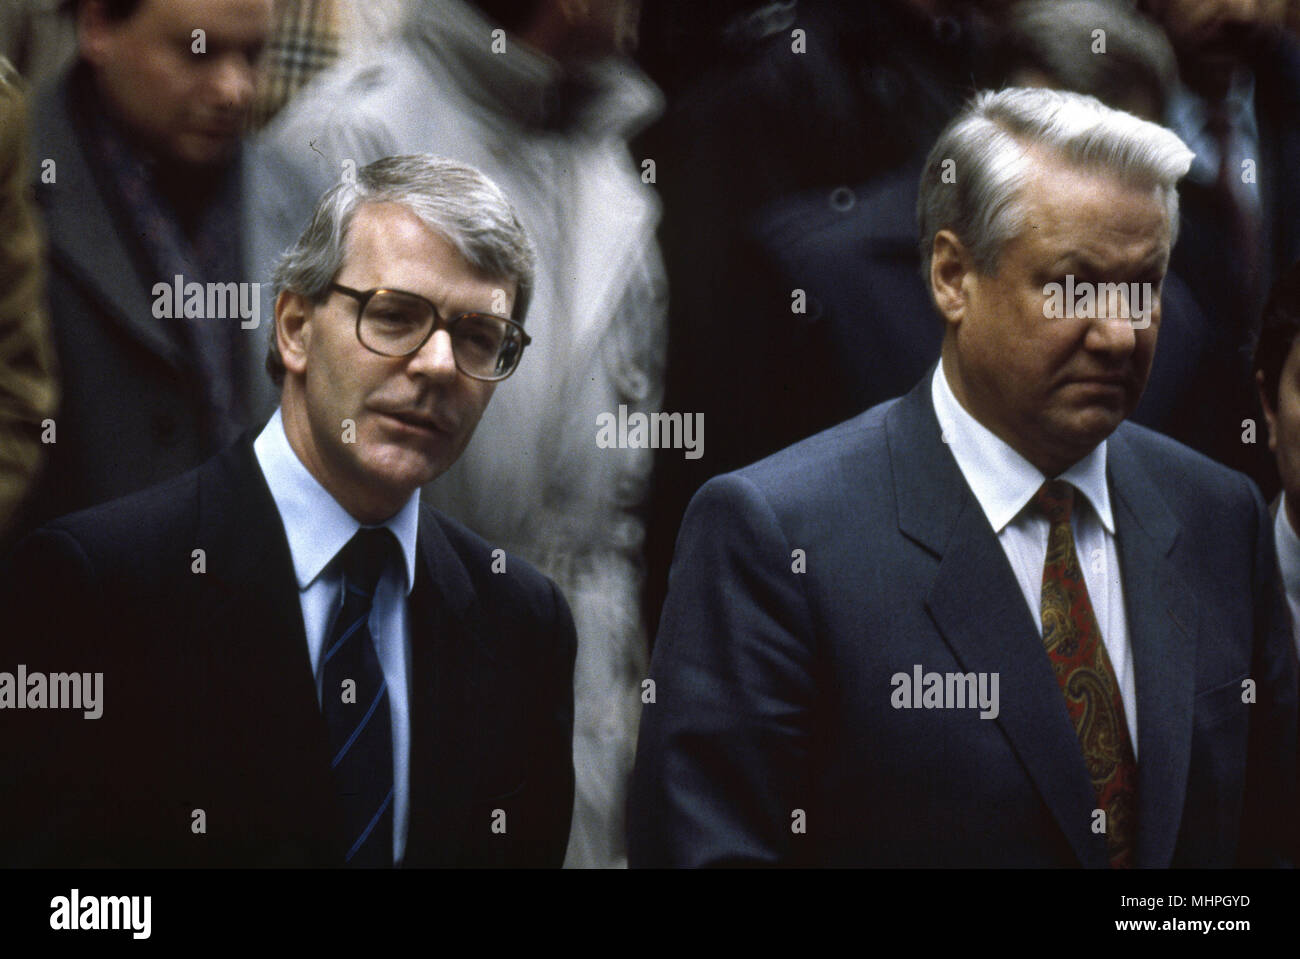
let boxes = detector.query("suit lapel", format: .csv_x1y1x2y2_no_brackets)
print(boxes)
188,436,343,863
403,506,481,866
888,374,1109,867
1107,428,1198,868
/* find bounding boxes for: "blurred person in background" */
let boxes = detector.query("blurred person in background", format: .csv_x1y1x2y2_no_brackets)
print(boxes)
16,0,277,539
1254,257,1300,657
0,56,58,538
1140,0,1300,490
248,0,411,129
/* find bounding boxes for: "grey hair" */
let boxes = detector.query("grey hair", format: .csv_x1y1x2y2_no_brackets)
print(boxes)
267,154,536,385
917,86,1194,283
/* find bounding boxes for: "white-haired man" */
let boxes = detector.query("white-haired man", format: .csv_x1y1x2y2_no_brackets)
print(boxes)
629,87,1298,868
0,155,576,868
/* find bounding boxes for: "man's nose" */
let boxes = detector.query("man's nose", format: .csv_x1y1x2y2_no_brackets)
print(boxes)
207,53,257,113
406,328,459,380
1087,307,1139,355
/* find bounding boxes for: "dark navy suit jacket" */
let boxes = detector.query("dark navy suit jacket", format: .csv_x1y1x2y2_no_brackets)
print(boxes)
628,374,1298,867
0,435,577,867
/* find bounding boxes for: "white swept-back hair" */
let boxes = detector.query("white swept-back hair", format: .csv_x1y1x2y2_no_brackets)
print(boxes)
917,86,1195,281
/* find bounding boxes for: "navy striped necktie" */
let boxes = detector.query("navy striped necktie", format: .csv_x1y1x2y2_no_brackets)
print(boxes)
322,527,396,867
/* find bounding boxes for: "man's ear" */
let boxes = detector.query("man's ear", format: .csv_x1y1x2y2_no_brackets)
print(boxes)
930,229,973,329
275,290,312,377
1257,368,1279,453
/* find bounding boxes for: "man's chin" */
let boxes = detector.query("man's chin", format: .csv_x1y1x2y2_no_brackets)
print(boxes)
1059,412,1126,452
368,457,441,491
173,135,239,169
373,418,458,460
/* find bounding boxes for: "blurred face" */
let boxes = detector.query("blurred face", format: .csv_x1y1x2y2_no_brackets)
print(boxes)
79,0,272,166
534,0,640,60
277,203,510,524
1145,0,1286,93
1259,340,1300,524
930,146,1172,477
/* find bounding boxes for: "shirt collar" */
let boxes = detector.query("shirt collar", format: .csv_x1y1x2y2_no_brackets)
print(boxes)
931,364,1114,534
253,407,420,594
1274,493,1300,600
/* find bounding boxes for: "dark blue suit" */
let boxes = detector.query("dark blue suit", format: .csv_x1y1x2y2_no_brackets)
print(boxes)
0,435,576,867
628,373,1297,866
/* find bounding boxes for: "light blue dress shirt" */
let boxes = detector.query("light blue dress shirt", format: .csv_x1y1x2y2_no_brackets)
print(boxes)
1272,493,1300,662
253,407,419,865
932,365,1138,756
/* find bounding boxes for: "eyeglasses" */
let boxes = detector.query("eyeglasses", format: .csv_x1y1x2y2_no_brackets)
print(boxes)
327,283,532,382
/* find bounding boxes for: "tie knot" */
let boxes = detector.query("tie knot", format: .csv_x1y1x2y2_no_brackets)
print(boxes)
1033,479,1075,526
339,527,396,599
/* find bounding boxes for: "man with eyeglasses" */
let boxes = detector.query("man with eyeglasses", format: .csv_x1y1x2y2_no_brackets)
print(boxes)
251,0,664,871
0,154,578,868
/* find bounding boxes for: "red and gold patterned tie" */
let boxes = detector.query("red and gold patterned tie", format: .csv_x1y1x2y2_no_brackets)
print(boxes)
1034,480,1138,868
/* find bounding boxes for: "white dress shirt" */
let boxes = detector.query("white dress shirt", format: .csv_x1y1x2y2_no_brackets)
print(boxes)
1272,493,1300,662
253,407,419,864
931,365,1139,756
